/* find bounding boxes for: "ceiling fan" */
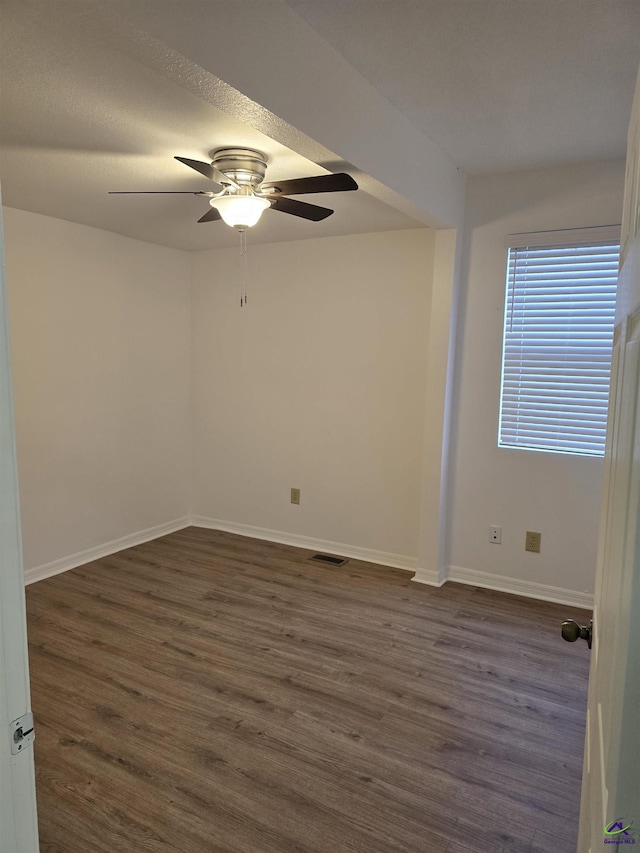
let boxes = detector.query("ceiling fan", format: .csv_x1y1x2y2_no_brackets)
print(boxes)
109,147,358,229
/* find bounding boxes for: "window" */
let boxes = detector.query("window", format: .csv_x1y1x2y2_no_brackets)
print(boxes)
498,227,620,457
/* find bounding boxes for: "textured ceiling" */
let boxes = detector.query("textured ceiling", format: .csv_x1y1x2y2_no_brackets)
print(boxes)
0,0,638,251
0,1,422,251
288,0,640,174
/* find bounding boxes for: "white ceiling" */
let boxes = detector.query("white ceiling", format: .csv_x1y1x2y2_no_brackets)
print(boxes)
0,0,421,251
288,0,640,175
1,0,638,251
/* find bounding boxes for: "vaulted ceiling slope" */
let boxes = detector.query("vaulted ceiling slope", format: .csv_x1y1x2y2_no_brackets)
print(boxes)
1,1,638,250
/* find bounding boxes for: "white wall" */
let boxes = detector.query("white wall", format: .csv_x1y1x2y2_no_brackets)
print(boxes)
191,229,435,565
447,159,626,603
3,208,191,573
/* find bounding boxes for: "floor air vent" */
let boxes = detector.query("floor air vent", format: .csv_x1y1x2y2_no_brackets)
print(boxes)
309,553,348,567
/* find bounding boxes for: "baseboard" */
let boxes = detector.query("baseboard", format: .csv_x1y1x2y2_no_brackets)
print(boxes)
190,516,418,572
24,517,192,585
24,520,592,609
443,564,594,609
411,564,447,587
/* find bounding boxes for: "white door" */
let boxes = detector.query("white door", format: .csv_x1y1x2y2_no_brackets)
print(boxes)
0,200,39,851
578,68,640,852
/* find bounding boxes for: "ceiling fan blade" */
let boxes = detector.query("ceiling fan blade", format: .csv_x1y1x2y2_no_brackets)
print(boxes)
108,191,213,195
261,172,357,196
174,156,239,189
269,197,333,221
197,207,222,223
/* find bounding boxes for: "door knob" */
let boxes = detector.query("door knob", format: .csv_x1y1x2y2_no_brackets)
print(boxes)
561,619,592,649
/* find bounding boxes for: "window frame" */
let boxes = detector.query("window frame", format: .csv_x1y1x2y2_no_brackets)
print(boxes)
498,226,620,459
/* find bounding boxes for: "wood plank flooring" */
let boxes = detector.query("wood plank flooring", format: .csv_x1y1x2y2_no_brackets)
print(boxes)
25,528,591,852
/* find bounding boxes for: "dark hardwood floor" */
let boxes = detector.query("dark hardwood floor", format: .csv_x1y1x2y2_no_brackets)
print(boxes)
25,527,591,852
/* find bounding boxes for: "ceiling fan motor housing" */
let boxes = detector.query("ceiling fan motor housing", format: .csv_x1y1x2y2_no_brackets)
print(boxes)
211,148,267,188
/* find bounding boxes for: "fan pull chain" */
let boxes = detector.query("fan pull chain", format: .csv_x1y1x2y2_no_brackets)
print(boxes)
239,227,248,307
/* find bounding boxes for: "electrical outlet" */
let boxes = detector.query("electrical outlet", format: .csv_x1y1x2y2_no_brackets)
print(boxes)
489,525,502,544
290,487,300,505
525,530,541,553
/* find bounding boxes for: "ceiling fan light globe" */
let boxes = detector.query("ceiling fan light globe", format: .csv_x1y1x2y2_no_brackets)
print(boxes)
209,194,270,228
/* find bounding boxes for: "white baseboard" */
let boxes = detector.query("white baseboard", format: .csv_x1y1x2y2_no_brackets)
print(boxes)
411,565,447,587
23,519,593,610
24,517,191,586
442,564,594,609
191,516,418,572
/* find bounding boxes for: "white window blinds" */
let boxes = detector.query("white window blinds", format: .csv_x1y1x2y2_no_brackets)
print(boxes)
498,228,620,457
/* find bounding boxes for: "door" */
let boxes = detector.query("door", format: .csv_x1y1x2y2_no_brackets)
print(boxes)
577,68,640,852
0,200,39,851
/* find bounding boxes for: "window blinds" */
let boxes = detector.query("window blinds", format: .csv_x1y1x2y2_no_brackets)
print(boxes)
498,232,619,457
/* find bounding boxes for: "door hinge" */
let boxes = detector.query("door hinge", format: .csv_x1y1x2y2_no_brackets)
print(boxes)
10,713,35,755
